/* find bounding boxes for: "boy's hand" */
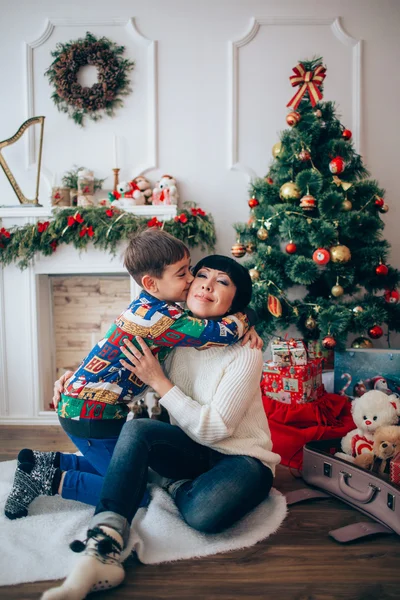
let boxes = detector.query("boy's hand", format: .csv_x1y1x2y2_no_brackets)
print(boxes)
241,326,263,350
53,370,73,409
120,337,174,397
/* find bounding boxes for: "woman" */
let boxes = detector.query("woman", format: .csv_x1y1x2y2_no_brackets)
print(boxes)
41,255,280,600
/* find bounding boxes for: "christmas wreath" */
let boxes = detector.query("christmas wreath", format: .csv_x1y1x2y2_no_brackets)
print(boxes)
0,206,216,270
45,32,135,126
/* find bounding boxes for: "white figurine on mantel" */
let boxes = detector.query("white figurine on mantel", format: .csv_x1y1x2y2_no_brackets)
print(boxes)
110,180,146,209
152,175,179,205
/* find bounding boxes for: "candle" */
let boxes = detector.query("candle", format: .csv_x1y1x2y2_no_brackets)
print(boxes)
113,135,119,169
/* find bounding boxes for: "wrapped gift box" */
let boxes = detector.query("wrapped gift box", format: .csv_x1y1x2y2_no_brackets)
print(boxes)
261,358,324,404
307,340,334,370
390,452,400,486
271,338,307,367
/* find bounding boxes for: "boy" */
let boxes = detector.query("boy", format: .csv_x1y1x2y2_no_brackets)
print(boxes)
5,229,250,519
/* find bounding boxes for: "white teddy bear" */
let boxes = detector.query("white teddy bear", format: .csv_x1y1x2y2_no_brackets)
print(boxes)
152,175,178,205
113,180,146,207
337,390,400,462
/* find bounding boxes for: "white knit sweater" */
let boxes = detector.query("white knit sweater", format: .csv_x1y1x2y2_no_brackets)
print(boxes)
159,344,281,475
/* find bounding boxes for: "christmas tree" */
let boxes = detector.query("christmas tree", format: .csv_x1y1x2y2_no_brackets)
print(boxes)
233,58,400,351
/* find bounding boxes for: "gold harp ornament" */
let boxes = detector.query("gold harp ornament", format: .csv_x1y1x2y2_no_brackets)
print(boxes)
0,116,45,206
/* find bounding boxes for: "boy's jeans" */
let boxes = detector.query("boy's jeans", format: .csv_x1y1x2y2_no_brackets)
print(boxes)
90,419,273,545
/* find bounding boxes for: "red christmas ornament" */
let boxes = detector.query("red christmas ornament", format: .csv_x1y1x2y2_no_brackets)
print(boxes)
375,196,385,207
312,248,330,265
342,129,352,140
286,111,301,127
368,325,383,340
322,336,336,349
376,263,389,276
265,177,274,184
384,289,400,304
329,156,345,175
298,149,311,162
231,243,246,258
300,193,316,211
286,242,297,254
248,197,259,208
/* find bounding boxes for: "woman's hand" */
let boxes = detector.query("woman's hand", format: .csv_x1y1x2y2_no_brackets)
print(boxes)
241,326,263,350
120,337,174,397
53,370,74,409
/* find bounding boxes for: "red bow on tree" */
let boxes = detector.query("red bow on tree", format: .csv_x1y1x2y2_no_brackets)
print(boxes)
80,225,95,238
67,212,84,227
174,213,188,224
147,217,163,228
287,63,326,110
0,227,11,239
191,208,206,217
37,221,50,233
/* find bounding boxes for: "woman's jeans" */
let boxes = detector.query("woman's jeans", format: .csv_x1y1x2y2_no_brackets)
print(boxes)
90,419,273,544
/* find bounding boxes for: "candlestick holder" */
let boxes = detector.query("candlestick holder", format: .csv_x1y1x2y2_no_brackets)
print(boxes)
112,168,120,192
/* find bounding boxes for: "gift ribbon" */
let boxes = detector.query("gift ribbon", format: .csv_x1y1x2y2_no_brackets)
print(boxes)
287,63,326,110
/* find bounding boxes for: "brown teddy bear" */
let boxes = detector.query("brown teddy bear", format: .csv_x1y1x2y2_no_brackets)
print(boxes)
354,425,400,475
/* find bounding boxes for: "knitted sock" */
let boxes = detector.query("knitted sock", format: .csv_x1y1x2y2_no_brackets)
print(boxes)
41,526,125,600
18,448,60,469
4,460,61,520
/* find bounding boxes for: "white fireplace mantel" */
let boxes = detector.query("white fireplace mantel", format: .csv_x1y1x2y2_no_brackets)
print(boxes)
0,204,177,425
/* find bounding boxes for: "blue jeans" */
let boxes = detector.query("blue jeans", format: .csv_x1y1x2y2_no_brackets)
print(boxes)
90,419,273,544
60,434,119,506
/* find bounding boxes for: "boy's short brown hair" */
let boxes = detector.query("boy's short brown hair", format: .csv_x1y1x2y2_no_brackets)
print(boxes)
124,228,189,285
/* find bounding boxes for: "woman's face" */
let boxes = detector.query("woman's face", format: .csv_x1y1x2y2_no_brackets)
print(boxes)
186,267,237,319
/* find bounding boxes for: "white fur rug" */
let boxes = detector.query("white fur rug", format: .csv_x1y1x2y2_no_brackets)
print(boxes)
0,459,287,586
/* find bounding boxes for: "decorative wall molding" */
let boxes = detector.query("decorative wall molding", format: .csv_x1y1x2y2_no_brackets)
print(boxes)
0,268,8,417
24,17,158,175
228,16,362,179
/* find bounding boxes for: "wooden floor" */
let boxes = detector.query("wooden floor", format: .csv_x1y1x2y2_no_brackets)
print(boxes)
1,425,399,600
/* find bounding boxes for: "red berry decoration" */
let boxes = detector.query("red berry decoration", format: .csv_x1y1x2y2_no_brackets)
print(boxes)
368,325,383,340
286,242,297,254
376,263,389,276
329,156,345,174
342,129,352,140
312,248,330,265
322,336,336,349
248,197,259,208
384,289,400,304
375,196,385,207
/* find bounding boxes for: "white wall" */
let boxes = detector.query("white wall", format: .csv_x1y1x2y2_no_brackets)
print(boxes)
0,0,399,260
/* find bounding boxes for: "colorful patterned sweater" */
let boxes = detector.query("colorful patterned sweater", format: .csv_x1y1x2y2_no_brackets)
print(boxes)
58,291,250,435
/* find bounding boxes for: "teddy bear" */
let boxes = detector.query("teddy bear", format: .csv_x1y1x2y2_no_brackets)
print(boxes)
152,175,178,205
336,390,400,462
108,180,146,209
133,176,152,204
354,425,400,475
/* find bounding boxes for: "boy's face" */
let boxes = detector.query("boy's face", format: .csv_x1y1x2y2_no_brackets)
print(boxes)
149,255,194,302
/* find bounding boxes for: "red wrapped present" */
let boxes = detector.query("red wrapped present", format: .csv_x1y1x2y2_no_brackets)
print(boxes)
271,337,308,367
261,358,324,404
307,340,334,370
390,452,400,485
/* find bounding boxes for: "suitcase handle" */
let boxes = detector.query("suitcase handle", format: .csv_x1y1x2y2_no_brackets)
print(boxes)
339,471,379,504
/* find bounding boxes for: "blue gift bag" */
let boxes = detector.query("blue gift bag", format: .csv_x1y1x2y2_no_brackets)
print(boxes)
334,349,400,398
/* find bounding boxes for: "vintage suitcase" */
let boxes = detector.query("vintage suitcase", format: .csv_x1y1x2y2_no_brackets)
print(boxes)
287,438,400,542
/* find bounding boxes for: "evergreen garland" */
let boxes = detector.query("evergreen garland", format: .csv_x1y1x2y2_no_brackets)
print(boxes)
45,32,135,126
0,206,216,270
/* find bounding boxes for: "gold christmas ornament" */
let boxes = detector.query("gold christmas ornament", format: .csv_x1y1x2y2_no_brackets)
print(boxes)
231,242,246,258
331,284,344,297
330,244,351,264
353,305,364,314
314,109,322,118
286,111,301,127
249,268,260,282
272,142,282,159
245,242,256,254
279,181,301,202
379,204,389,213
342,199,352,211
256,227,269,241
351,337,373,349
305,316,317,330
